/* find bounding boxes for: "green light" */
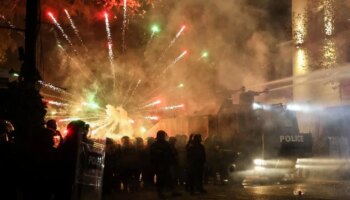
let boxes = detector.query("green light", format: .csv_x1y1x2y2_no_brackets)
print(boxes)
9,69,19,77
89,102,99,109
140,126,147,133
151,24,160,33
82,101,100,109
201,51,209,58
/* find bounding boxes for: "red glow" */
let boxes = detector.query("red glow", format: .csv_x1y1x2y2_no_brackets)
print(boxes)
43,5,58,20
182,25,186,29
95,11,109,20
47,11,55,22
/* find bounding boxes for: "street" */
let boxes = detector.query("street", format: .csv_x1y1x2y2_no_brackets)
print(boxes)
105,180,350,200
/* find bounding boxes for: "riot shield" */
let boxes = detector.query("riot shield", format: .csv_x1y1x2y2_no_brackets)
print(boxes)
73,137,106,200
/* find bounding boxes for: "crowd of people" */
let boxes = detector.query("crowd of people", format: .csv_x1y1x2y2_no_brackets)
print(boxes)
0,118,232,199
103,130,208,198
0,119,91,200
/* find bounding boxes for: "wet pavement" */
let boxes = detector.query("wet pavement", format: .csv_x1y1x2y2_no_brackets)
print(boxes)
104,180,350,200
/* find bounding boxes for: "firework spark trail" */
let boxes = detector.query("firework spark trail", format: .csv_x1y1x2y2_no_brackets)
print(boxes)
104,12,116,89
139,83,168,106
42,95,100,111
48,12,76,53
92,120,113,136
145,25,160,51
162,50,187,74
47,114,106,119
146,25,186,82
121,74,136,104
144,116,159,120
58,116,105,122
175,25,186,40
53,28,92,81
38,80,74,97
0,14,24,37
88,119,111,137
142,50,187,99
147,32,156,45
135,100,161,111
171,50,188,65
46,99,70,107
55,38,93,81
143,100,161,108
157,25,186,61
81,102,106,112
53,29,64,50
168,25,186,50
122,0,127,53
146,50,187,94
58,118,81,122
144,104,184,113
89,119,109,128
41,92,76,103
0,14,16,29
163,104,184,110
64,9,87,51
123,79,142,106
139,82,185,108
91,120,110,133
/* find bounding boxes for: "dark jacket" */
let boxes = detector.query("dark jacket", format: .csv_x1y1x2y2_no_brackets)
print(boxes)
150,140,173,169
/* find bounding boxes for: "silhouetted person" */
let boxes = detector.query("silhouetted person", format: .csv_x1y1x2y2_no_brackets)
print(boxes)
205,135,225,184
29,123,58,199
239,86,268,133
0,120,17,200
46,119,63,148
103,138,116,195
133,137,145,191
187,134,206,195
169,137,181,196
56,120,88,200
111,141,122,192
119,136,137,192
176,134,187,186
143,137,155,188
44,119,64,199
204,135,215,184
185,134,195,191
239,86,267,107
150,130,173,198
